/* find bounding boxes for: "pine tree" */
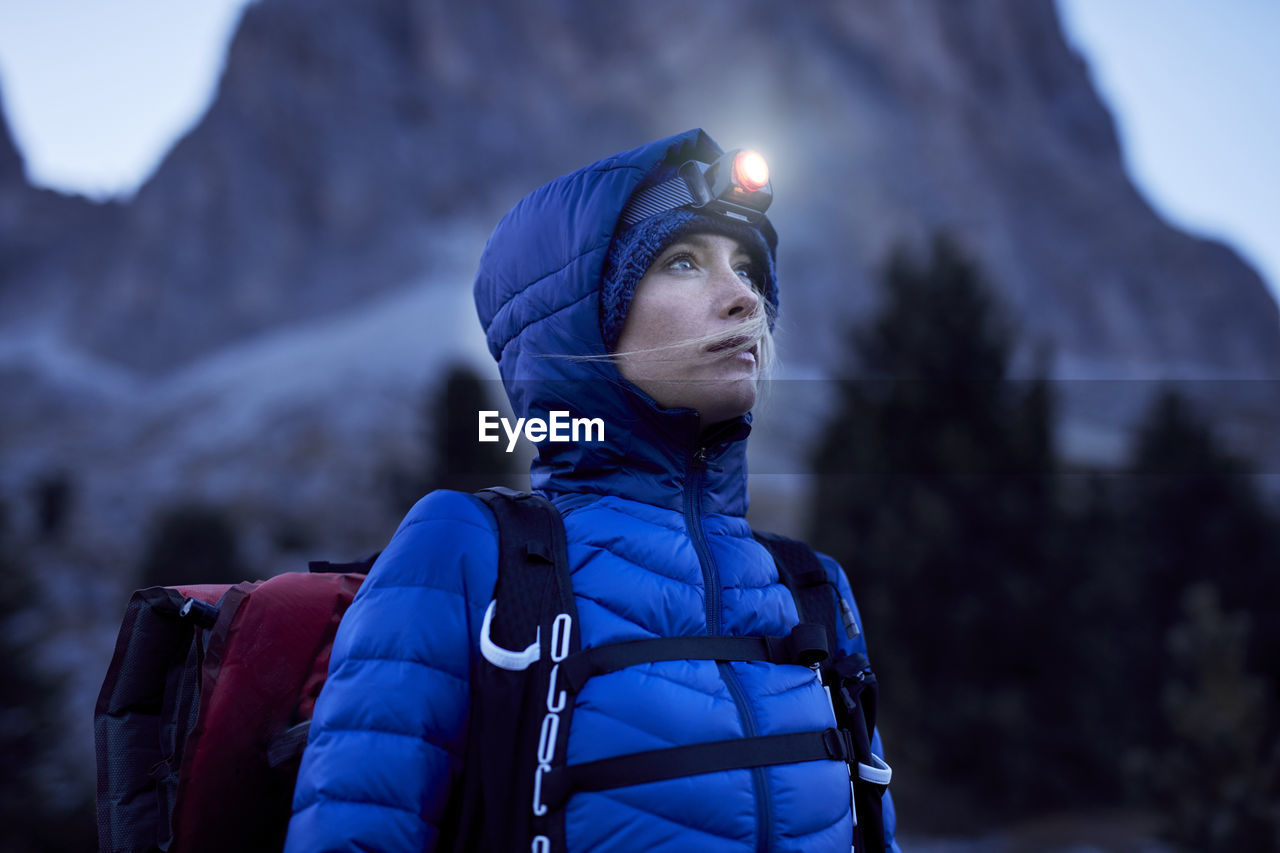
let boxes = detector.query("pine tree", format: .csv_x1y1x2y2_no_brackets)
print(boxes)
0,501,96,852
388,364,520,508
807,236,1067,816
1126,390,1277,647
138,504,246,588
1152,584,1280,850
1120,388,1280,843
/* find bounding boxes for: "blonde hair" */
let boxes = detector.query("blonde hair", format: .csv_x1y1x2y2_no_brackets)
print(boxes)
605,306,777,381
550,303,778,415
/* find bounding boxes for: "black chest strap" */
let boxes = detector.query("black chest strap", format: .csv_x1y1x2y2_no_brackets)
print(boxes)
540,727,853,811
555,623,829,694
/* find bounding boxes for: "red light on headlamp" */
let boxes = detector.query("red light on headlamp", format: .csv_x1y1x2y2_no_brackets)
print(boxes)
732,150,769,192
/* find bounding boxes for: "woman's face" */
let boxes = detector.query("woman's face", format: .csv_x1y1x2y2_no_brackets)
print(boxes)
614,232,764,427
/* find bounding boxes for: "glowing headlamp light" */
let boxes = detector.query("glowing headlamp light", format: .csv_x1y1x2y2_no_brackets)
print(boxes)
731,150,770,192
619,148,773,229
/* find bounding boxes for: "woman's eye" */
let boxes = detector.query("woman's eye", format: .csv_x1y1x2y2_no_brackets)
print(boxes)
666,255,695,271
736,267,758,288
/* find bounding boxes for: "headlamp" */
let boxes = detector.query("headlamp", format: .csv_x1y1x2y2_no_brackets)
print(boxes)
619,148,773,228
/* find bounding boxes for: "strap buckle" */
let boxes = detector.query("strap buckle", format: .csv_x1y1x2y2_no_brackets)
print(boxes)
822,727,854,762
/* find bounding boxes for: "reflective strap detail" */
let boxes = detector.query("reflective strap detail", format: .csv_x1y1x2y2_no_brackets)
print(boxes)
618,177,698,228
541,728,852,810
550,613,572,662
537,713,560,766
532,764,550,817
857,753,893,787
479,600,540,671
557,623,829,693
546,663,566,713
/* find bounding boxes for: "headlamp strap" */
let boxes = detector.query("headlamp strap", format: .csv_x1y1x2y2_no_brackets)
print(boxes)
618,172,701,229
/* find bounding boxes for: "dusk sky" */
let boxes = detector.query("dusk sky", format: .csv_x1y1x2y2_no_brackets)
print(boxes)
0,0,1275,307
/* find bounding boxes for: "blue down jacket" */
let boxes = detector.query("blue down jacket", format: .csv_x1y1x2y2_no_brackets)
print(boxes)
287,129,899,852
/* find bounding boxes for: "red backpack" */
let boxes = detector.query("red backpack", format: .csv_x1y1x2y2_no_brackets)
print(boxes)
94,569,366,853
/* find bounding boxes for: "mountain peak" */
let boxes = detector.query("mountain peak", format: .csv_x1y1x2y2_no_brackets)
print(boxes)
0,86,26,186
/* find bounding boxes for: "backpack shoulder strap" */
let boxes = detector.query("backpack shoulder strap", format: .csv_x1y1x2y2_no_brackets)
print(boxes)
752,530,890,853
444,487,578,853
752,530,858,647
474,487,577,655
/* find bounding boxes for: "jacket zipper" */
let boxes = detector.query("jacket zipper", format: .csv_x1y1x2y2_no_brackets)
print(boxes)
722,662,772,853
683,446,720,635
685,443,772,852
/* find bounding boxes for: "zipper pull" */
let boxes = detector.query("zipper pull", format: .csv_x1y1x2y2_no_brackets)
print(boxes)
692,447,707,469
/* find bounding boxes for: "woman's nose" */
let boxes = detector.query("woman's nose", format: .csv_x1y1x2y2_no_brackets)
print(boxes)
716,264,761,319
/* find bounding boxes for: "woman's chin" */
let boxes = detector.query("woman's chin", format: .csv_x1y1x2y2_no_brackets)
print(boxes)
697,379,758,426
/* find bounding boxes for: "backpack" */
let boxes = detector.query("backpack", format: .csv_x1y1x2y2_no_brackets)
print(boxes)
95,489,889,853
94,566,369,853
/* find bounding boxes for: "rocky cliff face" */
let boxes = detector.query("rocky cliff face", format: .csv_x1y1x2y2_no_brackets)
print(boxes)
10,0,1279,379
0,93,115,317
0,91,20,182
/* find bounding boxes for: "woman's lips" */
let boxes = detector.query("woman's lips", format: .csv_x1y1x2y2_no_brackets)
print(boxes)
706,335,752,354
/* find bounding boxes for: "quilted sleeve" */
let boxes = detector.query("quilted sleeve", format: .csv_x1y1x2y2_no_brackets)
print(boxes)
285,490,498,853
817,552,903,853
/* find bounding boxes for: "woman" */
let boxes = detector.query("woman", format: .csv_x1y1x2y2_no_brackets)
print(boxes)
286,129,899,852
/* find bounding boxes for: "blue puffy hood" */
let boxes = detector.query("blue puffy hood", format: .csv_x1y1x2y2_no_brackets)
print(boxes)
473,129,779,515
